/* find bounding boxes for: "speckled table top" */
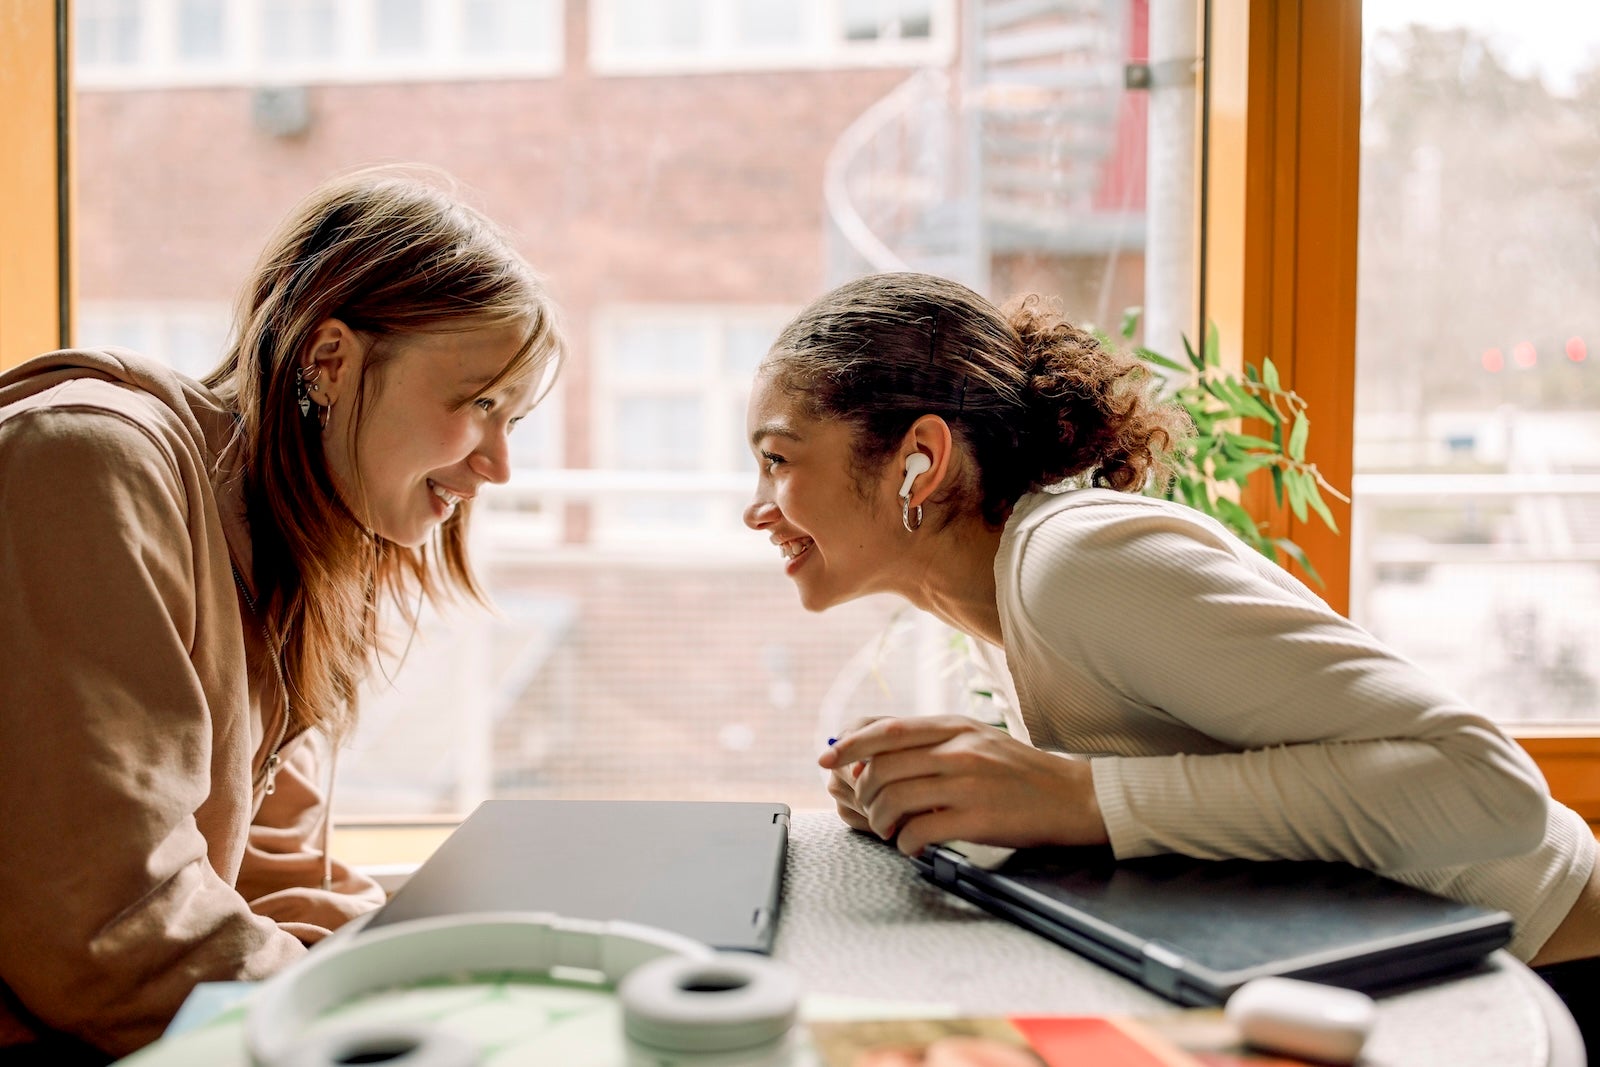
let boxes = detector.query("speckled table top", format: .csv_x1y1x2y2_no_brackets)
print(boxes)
772,811,1556,1067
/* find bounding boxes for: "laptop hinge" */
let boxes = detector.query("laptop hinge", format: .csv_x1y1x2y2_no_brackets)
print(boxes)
931,848,963,885
1140,941,1186,1000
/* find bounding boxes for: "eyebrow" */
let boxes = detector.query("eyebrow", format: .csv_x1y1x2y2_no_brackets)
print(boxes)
749,423,802,449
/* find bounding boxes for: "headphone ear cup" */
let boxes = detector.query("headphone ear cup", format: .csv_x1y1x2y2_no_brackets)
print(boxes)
619,953,800,1053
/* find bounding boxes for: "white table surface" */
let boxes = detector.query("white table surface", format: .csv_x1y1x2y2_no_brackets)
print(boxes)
774,811,1566,1067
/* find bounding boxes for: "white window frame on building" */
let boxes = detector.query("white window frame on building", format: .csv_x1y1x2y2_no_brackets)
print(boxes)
588,303,794,548
76,300,233,379
589,0,955,76
74,0,564,88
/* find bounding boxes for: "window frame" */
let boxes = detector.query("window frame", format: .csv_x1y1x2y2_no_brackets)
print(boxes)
1203,0,1599,822
587,0,956,77
72,0,565,88
0,0,69,370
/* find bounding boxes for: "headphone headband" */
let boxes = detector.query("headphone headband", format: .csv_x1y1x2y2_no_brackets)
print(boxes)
246,912,795,1066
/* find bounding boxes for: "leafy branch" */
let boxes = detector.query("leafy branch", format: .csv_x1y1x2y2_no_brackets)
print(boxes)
1120,309,1350,587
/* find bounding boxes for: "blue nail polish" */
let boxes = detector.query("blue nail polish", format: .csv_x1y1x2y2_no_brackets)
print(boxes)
827,737,838,746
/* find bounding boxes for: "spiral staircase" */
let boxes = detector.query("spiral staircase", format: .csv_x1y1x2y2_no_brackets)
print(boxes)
824,0,1140,291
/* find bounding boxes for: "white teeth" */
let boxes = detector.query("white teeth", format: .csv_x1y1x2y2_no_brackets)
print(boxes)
429,480,460,506
780,539,813,561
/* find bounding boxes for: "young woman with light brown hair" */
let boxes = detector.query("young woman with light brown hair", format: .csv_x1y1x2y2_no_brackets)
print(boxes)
0,166,563,1062
744,271,1598,1045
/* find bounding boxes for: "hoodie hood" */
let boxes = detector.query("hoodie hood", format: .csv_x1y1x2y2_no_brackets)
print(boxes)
0,346,253,576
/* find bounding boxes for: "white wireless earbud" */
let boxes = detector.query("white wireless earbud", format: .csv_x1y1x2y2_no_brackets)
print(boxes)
898,453,932,498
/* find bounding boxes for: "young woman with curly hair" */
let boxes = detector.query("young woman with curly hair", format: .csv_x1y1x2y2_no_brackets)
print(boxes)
743,272,1597,1030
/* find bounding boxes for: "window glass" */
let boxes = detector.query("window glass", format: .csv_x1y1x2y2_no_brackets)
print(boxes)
615,395,705,470
1353,2,1600,725
72,0,1189,820
375,0,427,58
73,0,561,84
177,0,229,61
591,0,950,73
610,320,710,377
461,0,554,59
611,0,704,53
841,0,934,42
77,0,141,67
259,0,337,63
733,0,805,49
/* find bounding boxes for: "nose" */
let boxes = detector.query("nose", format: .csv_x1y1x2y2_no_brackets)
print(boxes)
468,429,513,485
744,491,779,531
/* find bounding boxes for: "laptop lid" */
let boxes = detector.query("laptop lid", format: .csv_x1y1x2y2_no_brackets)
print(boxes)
913,844,1512,1006
365,799,790,954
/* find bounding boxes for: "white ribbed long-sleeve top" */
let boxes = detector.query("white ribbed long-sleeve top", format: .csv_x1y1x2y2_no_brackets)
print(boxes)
977,488,1595,961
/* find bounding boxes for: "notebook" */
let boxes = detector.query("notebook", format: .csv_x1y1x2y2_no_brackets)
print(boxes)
364,798,791,953
912,843,1513,1006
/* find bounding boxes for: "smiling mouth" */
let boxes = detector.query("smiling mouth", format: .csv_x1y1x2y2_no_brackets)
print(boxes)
778,537,814,562
428,479,466,511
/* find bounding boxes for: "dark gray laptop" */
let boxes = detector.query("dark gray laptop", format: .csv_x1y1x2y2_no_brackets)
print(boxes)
913,843,1513,1005
365,799,790,953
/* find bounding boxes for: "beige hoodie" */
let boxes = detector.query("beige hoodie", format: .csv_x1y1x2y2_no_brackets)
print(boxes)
0,349,384,1058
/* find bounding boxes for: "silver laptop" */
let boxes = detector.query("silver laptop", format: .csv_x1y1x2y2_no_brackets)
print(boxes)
365,798,790,953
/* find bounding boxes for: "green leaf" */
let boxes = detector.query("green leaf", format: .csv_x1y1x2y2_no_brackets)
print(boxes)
1305,482,1340,534
1271,465,1285,506
1215,497,1255,538
1120,306,1143,340
1285,468,1310,522
1225,433,1280,452
1136,347,1186,373
1182,335,1204,372
1262,357,1281,392
1240,392,1277,423
1204,322,1221,368
1287,414,1310,462
1244,364,1260,383
1273,537,1325,588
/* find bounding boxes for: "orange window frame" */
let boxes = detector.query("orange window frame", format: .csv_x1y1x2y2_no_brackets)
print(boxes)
1204,0,1598,824
0,0,70,370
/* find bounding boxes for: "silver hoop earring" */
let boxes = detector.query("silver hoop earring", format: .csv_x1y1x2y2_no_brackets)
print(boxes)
901,497,922,533
318,399,333,432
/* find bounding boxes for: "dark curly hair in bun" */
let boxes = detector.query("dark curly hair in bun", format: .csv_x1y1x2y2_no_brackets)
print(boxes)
762,272,1188,526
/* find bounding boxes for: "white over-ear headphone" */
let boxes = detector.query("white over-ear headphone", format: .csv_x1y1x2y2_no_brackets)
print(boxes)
898,453,931,499
245,913,800,1067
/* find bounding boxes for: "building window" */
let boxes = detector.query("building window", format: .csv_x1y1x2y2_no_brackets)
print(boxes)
75,303,233,381
591,306,790,541
74,0,563,87
590,0,953,75
77,0,144,69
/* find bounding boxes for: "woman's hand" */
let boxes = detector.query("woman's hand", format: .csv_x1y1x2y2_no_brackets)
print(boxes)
817,715,1109,856
822,716,883,833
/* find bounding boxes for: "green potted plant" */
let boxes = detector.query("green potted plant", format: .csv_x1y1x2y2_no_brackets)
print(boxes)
1122,310,1348,587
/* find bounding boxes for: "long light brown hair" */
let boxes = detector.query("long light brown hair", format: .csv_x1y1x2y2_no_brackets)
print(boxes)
205,166,564,740
764,272,1186,526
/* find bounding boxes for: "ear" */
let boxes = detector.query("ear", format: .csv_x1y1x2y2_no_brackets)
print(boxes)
300,318,367,407
897,414,955,509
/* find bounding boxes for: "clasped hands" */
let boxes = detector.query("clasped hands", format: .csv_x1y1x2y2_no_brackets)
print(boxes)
817,715,1109,857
